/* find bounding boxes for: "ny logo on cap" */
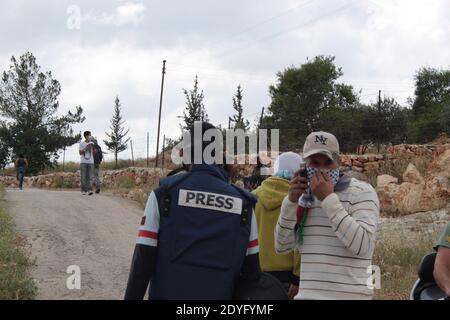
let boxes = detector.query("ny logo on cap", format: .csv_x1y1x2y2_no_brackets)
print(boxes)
314,135,328,145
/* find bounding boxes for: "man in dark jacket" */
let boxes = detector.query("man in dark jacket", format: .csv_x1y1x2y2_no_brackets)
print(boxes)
124,122,261,300
92,138,103,194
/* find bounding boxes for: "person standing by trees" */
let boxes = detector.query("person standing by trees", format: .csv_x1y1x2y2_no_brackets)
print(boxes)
15,154,28,190
79,131,95,195
92,138,103,194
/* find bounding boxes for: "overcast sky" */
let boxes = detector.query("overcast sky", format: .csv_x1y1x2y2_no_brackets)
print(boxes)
1,0,449,162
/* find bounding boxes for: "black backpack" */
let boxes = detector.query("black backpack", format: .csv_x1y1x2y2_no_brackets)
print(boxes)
410,252,448,300
94,145,103,165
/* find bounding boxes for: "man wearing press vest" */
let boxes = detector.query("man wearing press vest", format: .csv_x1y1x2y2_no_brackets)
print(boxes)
124,122,261,299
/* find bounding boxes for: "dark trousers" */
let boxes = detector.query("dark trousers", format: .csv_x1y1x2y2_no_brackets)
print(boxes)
17,167,25,188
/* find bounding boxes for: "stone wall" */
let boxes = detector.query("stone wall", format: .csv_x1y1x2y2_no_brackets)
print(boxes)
338,143,450,173
1,143,449,216
0,167,168,190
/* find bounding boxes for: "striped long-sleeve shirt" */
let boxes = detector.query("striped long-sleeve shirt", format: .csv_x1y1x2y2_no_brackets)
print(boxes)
275,178,380,300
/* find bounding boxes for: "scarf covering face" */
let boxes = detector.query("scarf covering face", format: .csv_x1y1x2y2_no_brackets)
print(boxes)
296,169,351,245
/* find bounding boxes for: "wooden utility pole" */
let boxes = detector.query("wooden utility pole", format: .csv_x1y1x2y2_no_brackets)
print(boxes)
259,107,265,127
162,134,166,169
62,147,66,172
130,140,135,166
377,90,381,152
155,60,167,167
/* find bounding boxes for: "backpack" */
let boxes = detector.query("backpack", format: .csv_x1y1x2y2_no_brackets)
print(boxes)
94,145,103,165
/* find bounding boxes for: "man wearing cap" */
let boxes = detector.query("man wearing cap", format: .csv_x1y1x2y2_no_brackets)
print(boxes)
275,131,380,299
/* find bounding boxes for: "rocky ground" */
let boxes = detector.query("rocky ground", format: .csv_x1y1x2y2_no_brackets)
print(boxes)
379,205,449,234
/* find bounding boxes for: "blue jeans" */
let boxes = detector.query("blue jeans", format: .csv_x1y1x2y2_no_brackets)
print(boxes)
17,167,25,188
80,163,94,192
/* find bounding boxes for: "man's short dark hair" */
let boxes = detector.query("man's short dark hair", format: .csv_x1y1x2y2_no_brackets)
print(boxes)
186,122,223,164
83,131,91,138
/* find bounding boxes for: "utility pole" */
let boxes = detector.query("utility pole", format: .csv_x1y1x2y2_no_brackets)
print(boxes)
130,140,135,166
377,90,381,153
162,134,166,169
146,132,149,168
228,117,232,130
259,107,265,127
155,60,167,168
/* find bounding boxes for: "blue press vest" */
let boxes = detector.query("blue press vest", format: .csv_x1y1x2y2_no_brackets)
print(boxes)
149,164,256,300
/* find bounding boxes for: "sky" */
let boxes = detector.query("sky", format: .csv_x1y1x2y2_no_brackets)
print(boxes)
0,0,449,163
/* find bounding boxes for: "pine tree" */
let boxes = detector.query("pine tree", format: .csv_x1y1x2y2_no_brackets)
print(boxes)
180,75,208,130
103,96,130,169
231,85,249,131
0,52,84,174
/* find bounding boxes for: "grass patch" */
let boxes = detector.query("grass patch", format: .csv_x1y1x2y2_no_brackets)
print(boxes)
373,227,438,300
107,173,160,209
50,175,77,189
116,174,136,189
0,184,37,299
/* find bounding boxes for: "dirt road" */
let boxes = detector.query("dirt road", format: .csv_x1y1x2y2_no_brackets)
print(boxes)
5,188,144,300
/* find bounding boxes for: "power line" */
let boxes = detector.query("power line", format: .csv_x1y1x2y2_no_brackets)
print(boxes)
214,0,357,60
179,0,318,57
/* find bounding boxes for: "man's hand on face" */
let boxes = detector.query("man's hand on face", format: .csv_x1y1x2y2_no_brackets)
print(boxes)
288,169,308,203
311,171,334,201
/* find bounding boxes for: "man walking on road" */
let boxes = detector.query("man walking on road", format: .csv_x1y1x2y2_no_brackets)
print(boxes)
79,131,95,195
15,154,28,190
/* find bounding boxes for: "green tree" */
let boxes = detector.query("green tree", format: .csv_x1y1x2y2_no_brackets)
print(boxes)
362,96,409,148
265,55,360,151
0,52,84,174
230,85,250,131
180,75,208,130
408,67,450,143
318,103,366,153
0,122,10,169
103,96,130,169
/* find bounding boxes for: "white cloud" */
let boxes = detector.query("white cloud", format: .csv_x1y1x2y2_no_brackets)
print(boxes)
286,0,450,105
1,0,449,162
42,40,236,162
83,2,146,26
